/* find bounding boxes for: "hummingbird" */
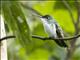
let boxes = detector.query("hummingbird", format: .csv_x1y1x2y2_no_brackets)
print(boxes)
40,15,67,47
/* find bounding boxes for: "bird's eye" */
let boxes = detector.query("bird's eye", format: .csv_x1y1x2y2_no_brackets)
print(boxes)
46,16,48,19
42,15,50,20
47,17,49,20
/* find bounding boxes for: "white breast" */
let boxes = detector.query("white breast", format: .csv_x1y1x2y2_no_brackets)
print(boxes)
40,18,57,38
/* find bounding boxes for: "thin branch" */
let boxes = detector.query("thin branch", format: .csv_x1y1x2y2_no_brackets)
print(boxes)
21,3,43,17
75,0,80,24
62,0,75,25
0,36,15,41
69,0,80,49
62,1,80,60
0,34,80,41
32,34,80,41
74,0,80,34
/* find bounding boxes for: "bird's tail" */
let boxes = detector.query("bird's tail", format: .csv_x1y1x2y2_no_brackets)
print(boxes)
54,39,68,47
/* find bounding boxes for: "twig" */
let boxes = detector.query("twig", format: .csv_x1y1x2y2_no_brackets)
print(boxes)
70,0,80,52
21,3,43,17
0,36,15,41
0,34,80,41
32,34,80,41
62,0,75,25
63,0,80,60
74,0,80,34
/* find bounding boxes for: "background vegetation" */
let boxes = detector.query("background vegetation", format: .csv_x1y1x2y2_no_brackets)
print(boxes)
1,0,80,60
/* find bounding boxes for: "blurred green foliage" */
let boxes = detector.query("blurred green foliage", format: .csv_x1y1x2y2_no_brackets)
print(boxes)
34,1,76,34
1,1,80,60
2,1,31,46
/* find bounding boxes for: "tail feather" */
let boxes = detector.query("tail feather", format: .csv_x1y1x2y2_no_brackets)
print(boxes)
54,39,68,47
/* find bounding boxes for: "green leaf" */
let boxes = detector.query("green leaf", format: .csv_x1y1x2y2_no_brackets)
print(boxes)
2,1,31,48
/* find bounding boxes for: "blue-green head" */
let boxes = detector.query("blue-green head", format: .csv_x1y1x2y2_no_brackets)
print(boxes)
42,15,53,20
41,15,57,23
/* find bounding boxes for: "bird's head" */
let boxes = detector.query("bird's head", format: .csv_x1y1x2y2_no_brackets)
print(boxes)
41,15,52,20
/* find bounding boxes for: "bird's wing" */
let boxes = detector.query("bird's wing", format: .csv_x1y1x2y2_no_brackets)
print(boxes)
49,20,64,38
55,24,64,38
49,20,67,47
55,23,68,47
